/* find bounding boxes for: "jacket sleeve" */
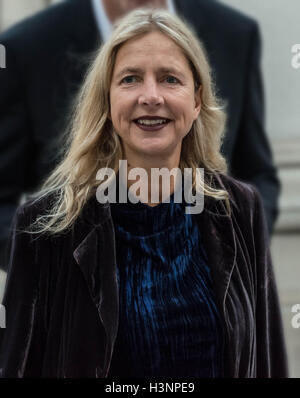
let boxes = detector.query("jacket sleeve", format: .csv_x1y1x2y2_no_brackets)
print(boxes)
0,204,45,377
253,187,289,377
230,22,280,236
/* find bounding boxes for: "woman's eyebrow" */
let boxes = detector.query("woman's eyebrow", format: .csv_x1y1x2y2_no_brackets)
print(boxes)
115,67,143,80
115,66,185,80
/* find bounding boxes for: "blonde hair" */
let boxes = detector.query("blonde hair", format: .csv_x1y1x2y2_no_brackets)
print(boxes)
28,7,229,235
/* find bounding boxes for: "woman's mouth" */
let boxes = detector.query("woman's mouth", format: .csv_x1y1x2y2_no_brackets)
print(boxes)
134,118,172,131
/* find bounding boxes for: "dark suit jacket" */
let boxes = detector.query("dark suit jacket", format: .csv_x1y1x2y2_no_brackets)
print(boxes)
0,0,280,271
0,172,288,377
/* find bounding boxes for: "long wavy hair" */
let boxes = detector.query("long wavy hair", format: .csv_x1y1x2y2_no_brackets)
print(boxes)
28,7,229,235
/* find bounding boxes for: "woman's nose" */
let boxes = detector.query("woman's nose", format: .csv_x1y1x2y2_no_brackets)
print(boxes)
138,80,164,106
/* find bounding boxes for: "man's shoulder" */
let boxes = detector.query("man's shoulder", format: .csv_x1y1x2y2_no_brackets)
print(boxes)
182,0,258,38
196,0,257,30
0,0,74,47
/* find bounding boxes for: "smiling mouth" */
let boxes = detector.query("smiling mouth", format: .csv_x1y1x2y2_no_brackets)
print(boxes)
133,119,172,131
133,118,172,131
134,118,171,126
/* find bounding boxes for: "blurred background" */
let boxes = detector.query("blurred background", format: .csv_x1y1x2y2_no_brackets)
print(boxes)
0,0,299,377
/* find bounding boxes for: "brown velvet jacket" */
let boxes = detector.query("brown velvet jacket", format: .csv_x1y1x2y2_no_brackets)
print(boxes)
0,173,288,378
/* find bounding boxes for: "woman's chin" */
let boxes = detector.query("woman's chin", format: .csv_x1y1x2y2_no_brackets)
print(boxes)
134,136,177,154
135,143,176,158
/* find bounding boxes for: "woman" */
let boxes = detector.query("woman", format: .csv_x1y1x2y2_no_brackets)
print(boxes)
0,8,288,378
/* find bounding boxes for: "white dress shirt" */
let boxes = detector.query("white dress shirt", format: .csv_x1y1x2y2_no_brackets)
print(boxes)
91,0,176,42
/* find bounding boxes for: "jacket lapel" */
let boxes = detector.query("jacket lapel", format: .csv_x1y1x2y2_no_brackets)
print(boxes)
72,197,119,377
197,173,237,314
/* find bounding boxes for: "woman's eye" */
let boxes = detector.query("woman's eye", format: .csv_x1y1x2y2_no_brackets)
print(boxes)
121,76,138,84
120,75,179,85
165,76,179,84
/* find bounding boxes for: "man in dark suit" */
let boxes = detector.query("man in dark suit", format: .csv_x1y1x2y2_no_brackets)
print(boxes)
0,0,280,271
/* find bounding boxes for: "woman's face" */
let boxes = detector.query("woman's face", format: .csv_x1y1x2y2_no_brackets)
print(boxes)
109,31,201,162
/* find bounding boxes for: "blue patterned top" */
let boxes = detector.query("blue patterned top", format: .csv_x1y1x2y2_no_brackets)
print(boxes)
108,190,224,378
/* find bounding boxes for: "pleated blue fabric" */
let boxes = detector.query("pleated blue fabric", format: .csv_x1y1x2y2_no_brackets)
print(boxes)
108,189,224,378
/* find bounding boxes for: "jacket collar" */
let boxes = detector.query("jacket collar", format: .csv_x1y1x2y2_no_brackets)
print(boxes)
73,196,112,308
200,196,237,313
73,197,117,377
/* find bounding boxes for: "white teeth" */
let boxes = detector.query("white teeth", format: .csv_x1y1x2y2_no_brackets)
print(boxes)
136,119,168,126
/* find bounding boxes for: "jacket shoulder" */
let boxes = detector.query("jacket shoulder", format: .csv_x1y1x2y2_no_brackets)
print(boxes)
215,173,260,212
0,0,71,46
12,192,106,242
212,173,269,244
11,193,57,235
194,0,258,33
217,173,257,194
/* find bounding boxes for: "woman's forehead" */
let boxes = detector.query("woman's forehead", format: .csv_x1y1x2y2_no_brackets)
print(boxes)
113,32,191,74
117,31,180,54
113,65,187,81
